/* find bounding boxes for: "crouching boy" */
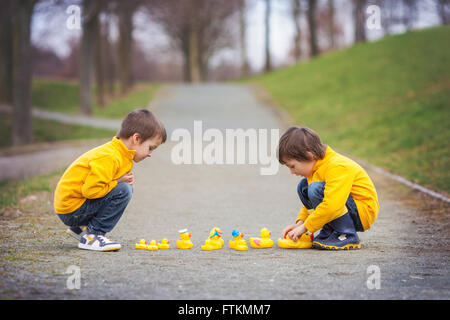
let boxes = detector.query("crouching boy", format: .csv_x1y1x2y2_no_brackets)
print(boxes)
54,109,166,251
279,127,379,250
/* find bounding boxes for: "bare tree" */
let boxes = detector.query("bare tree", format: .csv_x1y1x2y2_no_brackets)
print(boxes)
117,0,139,93
353,0,367,43
328,0,335,49
307,0,319,57
292,0,302,61
102,14,116,96
437,0,450,25
0,0,14,104
95,13,106,106
148,0,239,82
79,0,100,115
402,0,418,30
239,0,250,77
11,0,37,145
264,0,272,72
188,12,201,82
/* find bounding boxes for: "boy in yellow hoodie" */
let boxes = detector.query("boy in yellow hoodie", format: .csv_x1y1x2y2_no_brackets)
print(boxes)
54,109,166,252
279,127,379,250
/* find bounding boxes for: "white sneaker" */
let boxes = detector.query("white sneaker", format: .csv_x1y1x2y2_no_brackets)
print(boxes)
66,226,87,241
78,234,121,252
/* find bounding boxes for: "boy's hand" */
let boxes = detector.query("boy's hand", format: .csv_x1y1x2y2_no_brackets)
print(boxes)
287,223,307,241
116,172,134,186
282,220,303,239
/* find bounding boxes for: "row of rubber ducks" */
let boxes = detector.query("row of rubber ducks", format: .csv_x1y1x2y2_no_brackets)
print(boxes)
135,227,314,251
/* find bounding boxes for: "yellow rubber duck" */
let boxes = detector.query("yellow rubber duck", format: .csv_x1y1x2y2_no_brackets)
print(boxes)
229,229,248,251
176,229,193,249
157,238,171,249
135,239,148,250
278,232,313,249
250,228,274,248
147,239,159,250
208,227,224,245
201,227,223,251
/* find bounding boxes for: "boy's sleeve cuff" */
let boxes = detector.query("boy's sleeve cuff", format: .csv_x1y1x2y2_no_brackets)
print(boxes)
295,209,311,224
303,220,318,234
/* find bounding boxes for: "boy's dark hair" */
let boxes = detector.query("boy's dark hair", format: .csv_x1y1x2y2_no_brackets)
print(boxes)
117,109,167,143
278,126,327,164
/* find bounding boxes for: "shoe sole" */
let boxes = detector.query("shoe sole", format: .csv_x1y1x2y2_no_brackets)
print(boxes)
78,243,121,252
67,229,82,241
312,241,361,250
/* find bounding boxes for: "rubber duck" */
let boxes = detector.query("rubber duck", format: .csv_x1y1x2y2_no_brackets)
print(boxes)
249,228,274,248
135,239,148,250
157,238,170,249
176,229,193,249
228,229,248,251
278,232,314,249
201,227,223,251
208,227,224,245
147,239,159,250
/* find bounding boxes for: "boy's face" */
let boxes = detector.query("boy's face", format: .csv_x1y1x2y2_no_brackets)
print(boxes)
284,158,315,177
131,134,163,163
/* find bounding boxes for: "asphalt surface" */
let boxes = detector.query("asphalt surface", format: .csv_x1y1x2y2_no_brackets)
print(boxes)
0,84,449,300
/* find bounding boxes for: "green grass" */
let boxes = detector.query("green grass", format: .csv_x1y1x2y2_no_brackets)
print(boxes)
93,83,160,118
0,115,116,149
32,80,160,119
246,26,450,193
0,169,63,211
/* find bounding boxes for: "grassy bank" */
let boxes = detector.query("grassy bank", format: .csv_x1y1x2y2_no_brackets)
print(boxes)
0,170,63,212
0,115,115,149
246,26,450,193
32,80,160,119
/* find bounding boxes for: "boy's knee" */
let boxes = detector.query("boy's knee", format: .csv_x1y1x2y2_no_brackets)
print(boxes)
307,181,325,202
297,178,309,198
114,182,133,201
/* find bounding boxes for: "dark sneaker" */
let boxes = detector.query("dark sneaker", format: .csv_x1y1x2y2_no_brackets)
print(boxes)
78,234,121,252
66,226,87,241
314,223,333,241
312,231,361,250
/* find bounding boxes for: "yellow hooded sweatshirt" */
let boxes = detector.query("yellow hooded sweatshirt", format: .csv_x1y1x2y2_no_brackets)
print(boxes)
296,146,379,233
54,137,135,214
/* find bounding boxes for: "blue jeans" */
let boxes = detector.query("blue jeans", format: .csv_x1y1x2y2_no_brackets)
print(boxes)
57,182,133,236
297,178,364,232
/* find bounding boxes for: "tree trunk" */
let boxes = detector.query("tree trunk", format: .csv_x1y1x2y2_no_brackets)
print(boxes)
292,0,301,61
264,0,272,72
103,17,116,96
308,0,319,57
353,0,367,43
239,0,250,76
328,0,335,49
188,18,201,83
0,0,14,104
438,0,450,25
12,0,36,146
79,0,99,115
118,2,134,94
95,18,105,107
181,28,191,83
382,0,393,36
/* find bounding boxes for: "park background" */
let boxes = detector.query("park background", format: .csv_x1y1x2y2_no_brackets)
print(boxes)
0,0,449,300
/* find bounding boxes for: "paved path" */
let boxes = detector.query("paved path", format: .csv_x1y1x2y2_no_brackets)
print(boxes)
0,84,449,300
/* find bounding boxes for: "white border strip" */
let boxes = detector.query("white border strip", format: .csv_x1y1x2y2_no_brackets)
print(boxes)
363,163,450,203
